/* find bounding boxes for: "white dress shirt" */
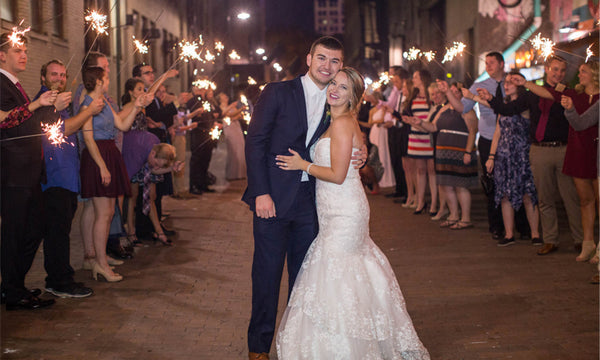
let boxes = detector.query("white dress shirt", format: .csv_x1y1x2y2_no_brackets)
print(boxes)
301,74,328,181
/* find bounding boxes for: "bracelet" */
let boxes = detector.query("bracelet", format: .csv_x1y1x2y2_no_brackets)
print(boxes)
306,163,313,175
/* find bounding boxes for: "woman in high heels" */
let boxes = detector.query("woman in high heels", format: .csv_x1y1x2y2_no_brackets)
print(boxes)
79,67,148,282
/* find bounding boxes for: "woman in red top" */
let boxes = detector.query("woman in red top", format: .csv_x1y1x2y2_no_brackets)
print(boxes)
516,61,599,262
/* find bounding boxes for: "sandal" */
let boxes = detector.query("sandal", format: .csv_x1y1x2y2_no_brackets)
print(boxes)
440,219,458,228
450,221,474,230
152,232,172,246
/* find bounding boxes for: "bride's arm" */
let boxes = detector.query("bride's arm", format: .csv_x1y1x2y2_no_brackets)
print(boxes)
276,116,354,185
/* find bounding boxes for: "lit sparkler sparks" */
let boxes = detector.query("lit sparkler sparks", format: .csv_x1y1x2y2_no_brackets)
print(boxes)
132,36,149,54
378,72,391,85
229,50,241,60
178,40,201,62
422,51,436,62
215,41,225,53
198,35,204,46
530,33,555,61
405,47,422,61
202,101,212,112
240,95,249,107
209,126,222,140
223,117,231,126
7,20,30,47
42,119,68,147
204,50,215,62
84,10,109,35
243,112,251,124
192,79,217,90
442,42,466,63
586,44,594,63
248,76,257,85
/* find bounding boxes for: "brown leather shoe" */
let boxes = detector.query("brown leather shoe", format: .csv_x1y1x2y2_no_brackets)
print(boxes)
249,352,270,360
537,243,558,255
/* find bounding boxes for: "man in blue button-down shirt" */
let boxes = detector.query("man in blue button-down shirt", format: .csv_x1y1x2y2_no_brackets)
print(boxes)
33,59,103,299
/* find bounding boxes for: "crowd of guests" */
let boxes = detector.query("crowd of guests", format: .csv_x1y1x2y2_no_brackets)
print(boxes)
0,31,249,309
0,29,597,311
359,53,599,282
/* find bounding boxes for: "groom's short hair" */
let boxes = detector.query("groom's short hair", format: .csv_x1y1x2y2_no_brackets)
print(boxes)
310,36,344,59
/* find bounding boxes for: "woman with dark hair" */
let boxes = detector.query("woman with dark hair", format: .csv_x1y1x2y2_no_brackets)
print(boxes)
468,71,541,246
275,67,429,358
79,67,148,282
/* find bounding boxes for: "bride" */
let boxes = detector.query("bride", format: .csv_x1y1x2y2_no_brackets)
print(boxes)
275,67,430,359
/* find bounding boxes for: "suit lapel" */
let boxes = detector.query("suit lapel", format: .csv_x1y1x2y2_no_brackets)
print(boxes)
292,78,308,135
307,104,330,149
0,73,27,105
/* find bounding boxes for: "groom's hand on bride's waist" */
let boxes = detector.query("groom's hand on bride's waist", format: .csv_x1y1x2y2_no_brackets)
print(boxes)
255,194,276,219
351,145,368,169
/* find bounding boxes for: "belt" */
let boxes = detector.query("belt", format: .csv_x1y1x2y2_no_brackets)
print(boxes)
439,129,469,137
532,141,567,147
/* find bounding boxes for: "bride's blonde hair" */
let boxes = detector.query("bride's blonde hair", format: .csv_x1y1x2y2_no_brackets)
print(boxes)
338,67,365,113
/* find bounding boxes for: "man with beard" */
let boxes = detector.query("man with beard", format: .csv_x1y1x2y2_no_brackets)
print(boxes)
32,59,104,298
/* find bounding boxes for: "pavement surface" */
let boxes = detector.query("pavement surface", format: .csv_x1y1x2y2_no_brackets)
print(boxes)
1,145,598,359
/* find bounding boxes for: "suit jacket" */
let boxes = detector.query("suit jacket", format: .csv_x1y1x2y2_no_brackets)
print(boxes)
242,77,329,217
0,72,45,187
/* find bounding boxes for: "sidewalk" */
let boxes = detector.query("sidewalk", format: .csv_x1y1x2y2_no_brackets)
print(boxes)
1,159,598,359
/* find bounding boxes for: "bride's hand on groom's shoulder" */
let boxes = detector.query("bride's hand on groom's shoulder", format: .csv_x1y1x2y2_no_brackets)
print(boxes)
276,149,305,171
351,145,368,169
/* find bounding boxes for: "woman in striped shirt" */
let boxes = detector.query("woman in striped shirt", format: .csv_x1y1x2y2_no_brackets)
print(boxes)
403,70,436,215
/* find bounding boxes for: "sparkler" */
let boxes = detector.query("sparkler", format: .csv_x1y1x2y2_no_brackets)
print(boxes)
442,42,466,63
204,50,215,62
192,79,217,90
422,51,436,62
6,20,30,47
202,101,212,112
215,41,225,53
243,112,251,124
223,117,231,126
586,44,594,63
42,119,69,147
405,47,422,61
248,76,257,85
84,10,109,35
209,126,222,140
178,40,201,62
240,95,249,107
132,36,149,54
530,33,554,61
229,50,241,60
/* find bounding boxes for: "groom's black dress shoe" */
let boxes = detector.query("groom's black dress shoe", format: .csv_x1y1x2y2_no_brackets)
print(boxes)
1,288,41,304
6,296,55,311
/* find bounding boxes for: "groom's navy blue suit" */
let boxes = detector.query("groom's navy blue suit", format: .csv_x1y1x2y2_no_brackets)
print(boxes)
243,77,329,353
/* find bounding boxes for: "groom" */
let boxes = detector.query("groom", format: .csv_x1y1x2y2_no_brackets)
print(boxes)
242,36,344,359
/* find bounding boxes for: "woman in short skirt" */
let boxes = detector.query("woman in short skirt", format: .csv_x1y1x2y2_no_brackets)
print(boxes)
79,66,147,282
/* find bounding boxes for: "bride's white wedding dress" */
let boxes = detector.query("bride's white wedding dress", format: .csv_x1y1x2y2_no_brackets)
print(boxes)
276,138,430,360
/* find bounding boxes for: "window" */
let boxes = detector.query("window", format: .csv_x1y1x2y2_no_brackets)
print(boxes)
51,0,64,37
1,0,16,22
318,0,326,7
329,0,338,6
30,0,43,32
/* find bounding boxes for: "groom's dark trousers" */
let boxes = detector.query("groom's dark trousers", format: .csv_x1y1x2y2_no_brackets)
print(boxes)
249,182,318,352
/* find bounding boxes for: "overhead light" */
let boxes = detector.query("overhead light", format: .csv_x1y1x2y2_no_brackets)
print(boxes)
237,12,251,20
256,48,265,55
